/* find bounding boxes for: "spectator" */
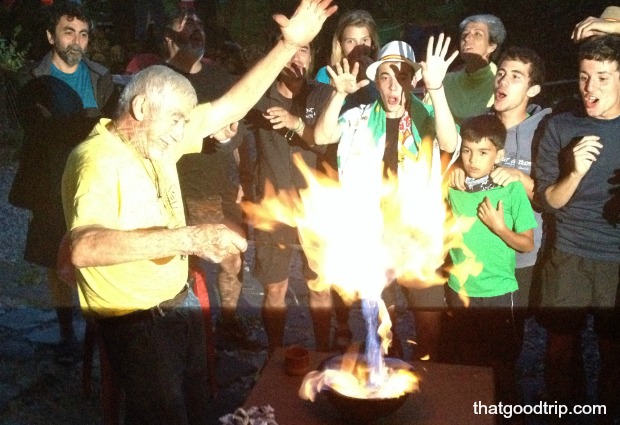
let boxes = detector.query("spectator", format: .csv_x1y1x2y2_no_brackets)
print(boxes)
314,36,460,360
446,114,536,405
450,46,550,316
8,1,114,365
163,10,252,347
244,38,335,353
313,8,381,351
425,14,506,124
534,34,620,416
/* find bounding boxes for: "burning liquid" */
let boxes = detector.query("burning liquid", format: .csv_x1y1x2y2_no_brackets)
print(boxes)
243,134,475,401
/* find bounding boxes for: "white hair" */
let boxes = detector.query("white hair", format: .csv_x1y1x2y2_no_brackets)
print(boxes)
117,65,197,117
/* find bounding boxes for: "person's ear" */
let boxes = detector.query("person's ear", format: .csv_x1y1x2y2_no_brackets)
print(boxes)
131,95,148,121
46,30,55,45
526,84,541,98
487,43,497,57
495,148,505,163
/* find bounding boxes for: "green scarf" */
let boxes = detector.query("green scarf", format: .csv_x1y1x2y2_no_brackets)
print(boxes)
366,93,434,158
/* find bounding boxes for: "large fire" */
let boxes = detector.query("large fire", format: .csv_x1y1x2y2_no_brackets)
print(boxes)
242,133,478,401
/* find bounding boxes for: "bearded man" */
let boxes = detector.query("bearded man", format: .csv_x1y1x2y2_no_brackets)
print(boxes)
9,2,114,364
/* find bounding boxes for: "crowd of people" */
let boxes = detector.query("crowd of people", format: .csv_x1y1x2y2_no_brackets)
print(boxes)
6,0,620,423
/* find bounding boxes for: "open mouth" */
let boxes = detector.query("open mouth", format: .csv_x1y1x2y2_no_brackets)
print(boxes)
583,95,599,109
495,90,507,100
387,95,401,106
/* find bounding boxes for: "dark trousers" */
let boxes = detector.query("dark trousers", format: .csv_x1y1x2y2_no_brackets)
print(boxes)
97,290,210,425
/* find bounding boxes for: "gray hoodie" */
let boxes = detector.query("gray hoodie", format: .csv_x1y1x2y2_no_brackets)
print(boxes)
498,104,551,268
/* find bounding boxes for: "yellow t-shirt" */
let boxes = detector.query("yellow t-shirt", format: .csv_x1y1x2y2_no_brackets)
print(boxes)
62,119,193,317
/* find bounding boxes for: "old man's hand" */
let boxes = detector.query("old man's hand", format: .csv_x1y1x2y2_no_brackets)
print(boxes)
213,122,239,143
190,224,248,263
275,0,338,49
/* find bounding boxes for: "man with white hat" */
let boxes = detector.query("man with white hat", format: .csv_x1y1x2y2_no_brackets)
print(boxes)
314,35,460,360
315,35,460,182
572,6,620,41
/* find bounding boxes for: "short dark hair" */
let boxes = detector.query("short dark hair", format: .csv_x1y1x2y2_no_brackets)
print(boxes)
497,46,546,87
46,2,90,34
578,33,620,66
460,114,507,150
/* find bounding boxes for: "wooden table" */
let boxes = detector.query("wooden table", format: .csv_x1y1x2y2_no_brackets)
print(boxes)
244,348,496,424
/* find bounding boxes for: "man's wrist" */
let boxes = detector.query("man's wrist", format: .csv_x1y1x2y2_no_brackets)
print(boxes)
280,39,301,52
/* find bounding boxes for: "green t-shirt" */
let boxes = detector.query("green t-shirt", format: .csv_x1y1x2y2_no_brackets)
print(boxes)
447,182,537,297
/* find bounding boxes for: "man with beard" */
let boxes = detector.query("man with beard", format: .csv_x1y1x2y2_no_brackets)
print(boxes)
163,11,252,347
245,38,335,354
9,2,114,365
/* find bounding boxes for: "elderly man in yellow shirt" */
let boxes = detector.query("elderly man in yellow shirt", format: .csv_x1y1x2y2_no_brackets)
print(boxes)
62,1,337,424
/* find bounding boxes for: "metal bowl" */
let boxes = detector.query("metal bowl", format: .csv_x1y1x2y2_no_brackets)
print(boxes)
318,355,414,423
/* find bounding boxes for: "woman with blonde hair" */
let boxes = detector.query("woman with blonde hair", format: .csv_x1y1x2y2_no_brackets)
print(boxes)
315,9,380,87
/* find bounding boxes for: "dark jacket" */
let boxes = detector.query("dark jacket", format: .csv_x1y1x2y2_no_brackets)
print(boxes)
9,51,114,267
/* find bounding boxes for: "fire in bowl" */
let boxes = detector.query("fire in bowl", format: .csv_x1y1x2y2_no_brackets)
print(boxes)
314,354,418,423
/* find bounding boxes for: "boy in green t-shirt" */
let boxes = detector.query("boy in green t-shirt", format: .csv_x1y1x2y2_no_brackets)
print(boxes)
446,114,537,402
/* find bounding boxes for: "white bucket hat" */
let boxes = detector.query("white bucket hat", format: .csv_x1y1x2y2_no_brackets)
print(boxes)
365,40,421,80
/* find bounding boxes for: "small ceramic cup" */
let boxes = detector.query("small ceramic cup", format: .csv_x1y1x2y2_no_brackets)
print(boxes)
284,345,310,376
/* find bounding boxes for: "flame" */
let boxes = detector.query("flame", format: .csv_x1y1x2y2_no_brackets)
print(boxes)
243,134,482,399
299,351,420,402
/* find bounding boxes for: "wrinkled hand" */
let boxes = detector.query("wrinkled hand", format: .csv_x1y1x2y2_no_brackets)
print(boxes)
275,0,338,49
326,58,369,95
449,166,466,191
190,223,247,263
420,33,458,90
477,197,506,234
264,107,297,130
572,16,619,41
572,135,602,177
490,166,523,187
213,122,239,142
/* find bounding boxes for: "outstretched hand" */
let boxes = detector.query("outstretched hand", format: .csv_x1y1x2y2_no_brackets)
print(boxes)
326,58,370,95
274,0,338,49
191,224,248,263
420,33,458,90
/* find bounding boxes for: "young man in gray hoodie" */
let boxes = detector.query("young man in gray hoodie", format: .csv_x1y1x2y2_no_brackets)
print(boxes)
451,46,550,310
449,47,550,406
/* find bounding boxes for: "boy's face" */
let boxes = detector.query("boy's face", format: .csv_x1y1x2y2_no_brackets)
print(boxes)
460,138,504,179
494,59,540,114
376,61,415,118
579,58,620,120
